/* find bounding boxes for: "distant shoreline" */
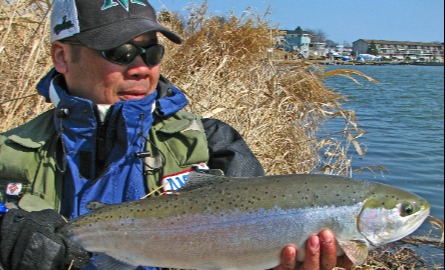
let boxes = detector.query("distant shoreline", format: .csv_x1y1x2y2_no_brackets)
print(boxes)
274,59,444,67
310,60,444,66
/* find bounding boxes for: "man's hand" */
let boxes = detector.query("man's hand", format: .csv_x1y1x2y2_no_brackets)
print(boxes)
0,209,91,270
274,230,354,270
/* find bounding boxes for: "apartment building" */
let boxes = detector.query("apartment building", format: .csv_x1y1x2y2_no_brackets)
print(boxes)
353,39,444,62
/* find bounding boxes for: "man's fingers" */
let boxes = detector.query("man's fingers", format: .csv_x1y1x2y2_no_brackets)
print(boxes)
274,230,355,270
275,245,297,270
299,235,320,270
319,230,355,270
319,230,337,270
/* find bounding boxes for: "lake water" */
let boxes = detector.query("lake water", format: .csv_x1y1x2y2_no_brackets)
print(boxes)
323,65,444,229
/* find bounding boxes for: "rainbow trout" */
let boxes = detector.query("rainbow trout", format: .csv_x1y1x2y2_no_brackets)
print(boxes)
60,173,430,270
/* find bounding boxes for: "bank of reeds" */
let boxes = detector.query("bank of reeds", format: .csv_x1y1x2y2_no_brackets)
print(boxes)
1,0,442,268
0,0,366,176
152,3,371,176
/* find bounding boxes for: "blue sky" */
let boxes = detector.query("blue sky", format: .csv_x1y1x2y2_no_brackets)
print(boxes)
151,0,444,44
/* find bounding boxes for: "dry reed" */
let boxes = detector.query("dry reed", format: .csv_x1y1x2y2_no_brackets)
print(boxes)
1,0,442,268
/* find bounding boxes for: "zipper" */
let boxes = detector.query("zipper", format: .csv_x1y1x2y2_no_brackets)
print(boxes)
94,105,114,179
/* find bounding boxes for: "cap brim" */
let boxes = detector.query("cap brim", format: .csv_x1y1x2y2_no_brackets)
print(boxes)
75,18,182,50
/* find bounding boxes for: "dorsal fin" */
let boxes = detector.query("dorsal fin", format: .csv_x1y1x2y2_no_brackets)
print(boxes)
87,201,108,211
180,172,231,192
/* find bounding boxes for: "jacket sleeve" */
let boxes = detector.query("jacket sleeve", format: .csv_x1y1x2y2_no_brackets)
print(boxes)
202,118,265,177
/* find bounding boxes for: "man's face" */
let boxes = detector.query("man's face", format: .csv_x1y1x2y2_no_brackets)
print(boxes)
53,33,161,104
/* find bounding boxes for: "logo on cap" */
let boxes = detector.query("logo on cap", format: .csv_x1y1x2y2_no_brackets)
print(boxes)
54,15,75,35
102,0,148,11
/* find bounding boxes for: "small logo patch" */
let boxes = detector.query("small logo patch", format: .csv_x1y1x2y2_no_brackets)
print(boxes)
192,162,210,173
161,164,210,194
102,0,148,11
161,170,191,194
53,15,74,35
6,183,23,196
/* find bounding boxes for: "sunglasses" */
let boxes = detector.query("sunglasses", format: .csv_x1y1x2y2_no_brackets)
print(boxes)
62,40,165,67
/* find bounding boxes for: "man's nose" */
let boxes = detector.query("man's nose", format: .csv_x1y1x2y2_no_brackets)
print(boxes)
126,56,153,79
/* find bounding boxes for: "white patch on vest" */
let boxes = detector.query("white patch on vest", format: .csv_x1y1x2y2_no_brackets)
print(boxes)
193,162,210,172
6,183,23,196
161,170,192,193
182,120,201,132
161,164,210,194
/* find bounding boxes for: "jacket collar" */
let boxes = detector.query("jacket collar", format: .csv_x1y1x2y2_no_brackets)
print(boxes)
6,69,189,148
36,68,188,116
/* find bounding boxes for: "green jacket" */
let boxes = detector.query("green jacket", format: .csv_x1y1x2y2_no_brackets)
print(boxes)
0,109,210,212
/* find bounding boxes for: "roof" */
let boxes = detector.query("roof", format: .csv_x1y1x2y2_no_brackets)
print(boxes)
354,39,443,47
281,29,312,35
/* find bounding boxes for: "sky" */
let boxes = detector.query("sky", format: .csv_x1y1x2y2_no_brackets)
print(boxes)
151,0,444,44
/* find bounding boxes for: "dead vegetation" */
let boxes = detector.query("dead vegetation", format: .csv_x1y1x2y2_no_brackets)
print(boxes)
158,3,368,176
0,0,364,176
0,0,443,268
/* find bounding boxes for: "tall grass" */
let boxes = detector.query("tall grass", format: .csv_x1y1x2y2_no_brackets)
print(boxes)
0,0,363,176
149,3,366,176
0,0,53,122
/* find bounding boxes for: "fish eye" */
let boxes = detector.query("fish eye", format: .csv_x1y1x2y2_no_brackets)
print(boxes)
400,202,416,217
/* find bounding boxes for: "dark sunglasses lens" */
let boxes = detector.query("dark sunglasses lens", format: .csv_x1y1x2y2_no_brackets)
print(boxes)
144,45,165,66
103,44,139,65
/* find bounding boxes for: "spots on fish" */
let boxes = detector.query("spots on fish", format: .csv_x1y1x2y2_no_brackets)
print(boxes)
65,175,374,234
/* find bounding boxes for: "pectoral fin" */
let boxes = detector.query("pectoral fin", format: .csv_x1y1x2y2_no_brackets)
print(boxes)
337,239,369,266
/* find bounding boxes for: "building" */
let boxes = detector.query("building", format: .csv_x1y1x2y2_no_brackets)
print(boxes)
276,28,312,58
353,39,444,62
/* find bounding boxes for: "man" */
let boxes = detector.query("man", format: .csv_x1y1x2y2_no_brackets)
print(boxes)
0,0,351,269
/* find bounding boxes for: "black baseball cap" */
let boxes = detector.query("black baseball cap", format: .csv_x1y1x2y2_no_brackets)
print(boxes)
50,0,182,50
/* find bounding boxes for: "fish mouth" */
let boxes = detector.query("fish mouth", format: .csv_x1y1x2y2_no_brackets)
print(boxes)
387,207,430,244
403,206,431,235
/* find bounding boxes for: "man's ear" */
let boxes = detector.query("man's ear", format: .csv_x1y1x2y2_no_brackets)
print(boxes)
51,42,69,74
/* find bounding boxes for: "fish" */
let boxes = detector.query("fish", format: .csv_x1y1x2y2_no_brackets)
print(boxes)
59,172,430,270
